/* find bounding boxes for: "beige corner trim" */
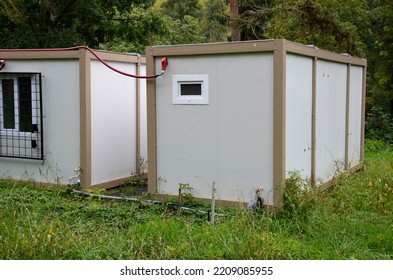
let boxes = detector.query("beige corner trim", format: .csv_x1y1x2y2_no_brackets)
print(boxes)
79,48,92,189
360,65,367,161
273,39,286,208
146,47,158,194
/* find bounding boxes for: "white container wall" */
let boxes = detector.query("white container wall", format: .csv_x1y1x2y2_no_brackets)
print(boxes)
147,39,367,207
0,48,147,188
155,53,274,203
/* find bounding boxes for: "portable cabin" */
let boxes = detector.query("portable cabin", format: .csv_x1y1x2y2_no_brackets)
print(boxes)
146,39,367,207
0,47,148,188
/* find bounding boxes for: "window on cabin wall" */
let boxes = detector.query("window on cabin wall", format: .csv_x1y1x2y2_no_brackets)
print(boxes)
172,74,209,105
0,73,43,160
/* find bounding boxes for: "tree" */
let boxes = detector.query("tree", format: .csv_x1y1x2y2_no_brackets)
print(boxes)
238,0,275,40
0,0,166,53
159,0,201,22
0,0,104,48
200,0,230,42
363,0,393,142
366,0,393,111
151,0,205,45
230,0,240,41
263,0,367,56
98,5,169,53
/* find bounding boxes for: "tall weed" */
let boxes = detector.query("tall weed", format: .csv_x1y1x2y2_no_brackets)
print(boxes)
278,171,319,222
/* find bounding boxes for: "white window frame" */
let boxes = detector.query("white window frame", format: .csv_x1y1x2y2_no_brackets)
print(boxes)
0,74,37,137
172,74,209,105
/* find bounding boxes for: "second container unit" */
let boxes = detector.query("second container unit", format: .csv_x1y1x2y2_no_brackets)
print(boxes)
146,39,367,207
0,47,148,188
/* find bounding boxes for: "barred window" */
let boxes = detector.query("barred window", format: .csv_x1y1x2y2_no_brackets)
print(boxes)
0,73,43,160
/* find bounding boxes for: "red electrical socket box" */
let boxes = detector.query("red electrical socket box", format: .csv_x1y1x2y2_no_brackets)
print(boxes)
161,57,168,72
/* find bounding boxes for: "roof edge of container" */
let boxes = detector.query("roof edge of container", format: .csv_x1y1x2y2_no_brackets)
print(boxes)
148,39,278,57
148,39,367,66
284,40,366,66
0,49,81,59
0,47,144,64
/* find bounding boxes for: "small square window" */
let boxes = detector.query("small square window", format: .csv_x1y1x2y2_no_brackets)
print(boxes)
172,74,209,104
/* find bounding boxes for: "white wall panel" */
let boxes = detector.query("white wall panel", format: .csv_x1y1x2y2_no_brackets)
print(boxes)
285,54,313,180
139,64,148,173
90,60,137,185
348,65,363,166
315,60,347,181
217,53,274,204
155,56,219,198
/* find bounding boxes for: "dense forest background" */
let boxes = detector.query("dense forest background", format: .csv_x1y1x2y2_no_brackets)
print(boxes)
1,0,392,141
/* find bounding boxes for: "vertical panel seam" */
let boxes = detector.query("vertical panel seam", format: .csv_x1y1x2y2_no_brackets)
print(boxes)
311,56,317,186
136,57,141,174
345,63,351,170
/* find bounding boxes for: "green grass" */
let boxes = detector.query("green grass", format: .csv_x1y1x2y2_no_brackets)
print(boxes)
1,139,392,260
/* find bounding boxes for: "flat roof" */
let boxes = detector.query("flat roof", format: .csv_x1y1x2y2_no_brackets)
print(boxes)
147,39,366,66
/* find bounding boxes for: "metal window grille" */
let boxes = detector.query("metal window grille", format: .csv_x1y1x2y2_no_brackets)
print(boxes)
0,73,43,160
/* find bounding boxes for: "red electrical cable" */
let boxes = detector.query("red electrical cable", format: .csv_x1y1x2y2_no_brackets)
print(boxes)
0,46,164,79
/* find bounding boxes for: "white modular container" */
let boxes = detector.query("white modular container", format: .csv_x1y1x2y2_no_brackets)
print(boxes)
0,48,147,188
146,39,367,207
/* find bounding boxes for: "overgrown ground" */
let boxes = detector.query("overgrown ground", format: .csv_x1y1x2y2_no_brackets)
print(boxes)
1,139,392,260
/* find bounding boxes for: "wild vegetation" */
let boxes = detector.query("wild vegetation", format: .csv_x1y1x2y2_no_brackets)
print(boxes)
1,139,392,260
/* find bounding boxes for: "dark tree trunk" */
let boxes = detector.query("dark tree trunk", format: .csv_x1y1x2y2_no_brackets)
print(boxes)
230,0,241,41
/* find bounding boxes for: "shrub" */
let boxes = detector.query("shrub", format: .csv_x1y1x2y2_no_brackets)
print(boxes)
279,171,319,221
365,106,393,143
